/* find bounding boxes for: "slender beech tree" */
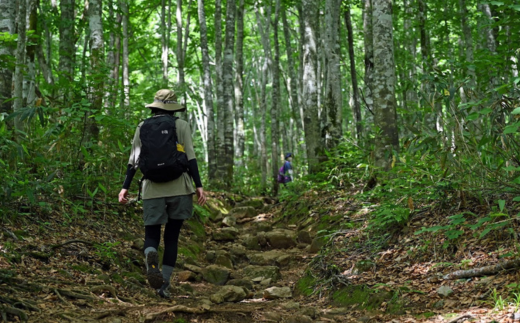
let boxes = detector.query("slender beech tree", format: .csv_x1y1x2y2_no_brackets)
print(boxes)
161,0,172,83
255,3,272,190
235,0,245,165
121,0,129,109
58,0,75,84
198,0,216,179
25,0,38,108
301,0,320,173
84,0,104,147
0,0,16,115
13,0,27,134
344,7,362,141
219,0,236,188
372,0,399,170
363,0,375,134
271,0,281,194
281,9,302,156
459,0,475,98
323,0,342,150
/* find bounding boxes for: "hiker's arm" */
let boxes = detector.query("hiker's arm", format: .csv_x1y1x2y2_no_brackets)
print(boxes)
122,164,137,189
187,159,202,188
119,164,137,204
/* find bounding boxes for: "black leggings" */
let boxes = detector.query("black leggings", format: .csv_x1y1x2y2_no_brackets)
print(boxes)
144,219,184,267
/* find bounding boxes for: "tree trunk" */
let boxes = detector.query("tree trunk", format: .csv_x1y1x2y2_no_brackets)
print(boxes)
176,0,184,88
121,0,129,109
25,0,38,107
58,0,75,84
363,0,374,136
84,0,104,148
323,0,342,150
198,0,216,180
13,0,28,135
344,7,362,141
214,0,225,187
281,9,302,156
0,0,16,114
372,0,399,170
459,0,475,94
301,0,320,174
271,0,281,195
234,0,245,166
403,0,418,112
105,0,121,110
161,0,171,83
219,0,236,189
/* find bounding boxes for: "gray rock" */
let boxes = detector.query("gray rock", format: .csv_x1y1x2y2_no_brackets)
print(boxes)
265,230,297,249
297,230,313,244
263,286,292,299
260,278,272,287
177,270,199,282
242,235,261,250
282,301,300,310
247,250,291,266
227,278,253,290
230,206,257,219
184,263,204,274
222,215,237,227
242,265,281,282
437,285,453,297
202,265,231,285
300,307,318,319
261,312,282,322
285,315,313,323
326,307,349,315
214,251,234,269
212,227,240,241
210,285,248,304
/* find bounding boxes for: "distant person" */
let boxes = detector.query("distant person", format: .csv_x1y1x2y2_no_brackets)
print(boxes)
118,89,206,298
277,152,294,185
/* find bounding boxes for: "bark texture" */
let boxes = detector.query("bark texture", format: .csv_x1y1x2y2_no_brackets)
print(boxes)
198,0,216,181
372,0,399,170
301,0,320,173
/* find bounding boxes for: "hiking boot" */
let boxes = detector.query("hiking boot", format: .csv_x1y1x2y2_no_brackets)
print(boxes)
157,281,171,299
145,251,163,289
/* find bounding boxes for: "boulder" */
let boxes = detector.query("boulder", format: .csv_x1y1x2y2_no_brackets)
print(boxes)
210,285,248,304
242,235,261,250
227,278,254,291
222,215,237,227
263,286,292,299
230,206,257,219
215,251,234,269
309,236,328,253
264,230,297,249
178,271,199,282
202,265,231,285
297,230,313,244
242,265,281,282
284,315,313,323
248,250,292,267
212,227,240,241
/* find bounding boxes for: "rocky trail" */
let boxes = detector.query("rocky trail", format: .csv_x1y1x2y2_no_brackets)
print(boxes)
0,196,343,323
3,193,520,323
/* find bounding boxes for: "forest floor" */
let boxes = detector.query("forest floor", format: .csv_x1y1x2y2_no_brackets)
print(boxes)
1,188,520,323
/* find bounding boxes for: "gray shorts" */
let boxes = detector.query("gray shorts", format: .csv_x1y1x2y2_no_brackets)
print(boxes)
143,195,194,226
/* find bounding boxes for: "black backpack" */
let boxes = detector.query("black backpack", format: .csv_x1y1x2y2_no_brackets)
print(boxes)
138,115,188,183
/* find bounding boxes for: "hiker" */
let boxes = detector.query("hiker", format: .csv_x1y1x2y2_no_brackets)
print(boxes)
278,152,294,184
118,89,206,298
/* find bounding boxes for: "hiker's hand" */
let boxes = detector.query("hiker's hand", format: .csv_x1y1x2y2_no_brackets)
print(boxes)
196,187,207,206
119,189,129,204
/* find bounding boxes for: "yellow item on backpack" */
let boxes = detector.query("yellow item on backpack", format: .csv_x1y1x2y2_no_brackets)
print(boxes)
177,143,185,153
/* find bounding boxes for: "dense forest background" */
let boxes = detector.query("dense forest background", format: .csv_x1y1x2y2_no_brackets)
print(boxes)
0,0,519,207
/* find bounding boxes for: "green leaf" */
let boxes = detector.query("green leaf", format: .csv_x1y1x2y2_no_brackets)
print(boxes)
504,123,520,134
479,108,493,115
80,146,91,159
513,197,520,202
511,107,520,114
498,200,505,212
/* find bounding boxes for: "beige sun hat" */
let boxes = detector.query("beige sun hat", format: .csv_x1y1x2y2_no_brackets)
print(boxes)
145,89,183,111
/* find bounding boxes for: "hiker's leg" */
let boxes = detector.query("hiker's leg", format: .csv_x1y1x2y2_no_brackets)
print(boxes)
162,219,184,282
143,224,164,289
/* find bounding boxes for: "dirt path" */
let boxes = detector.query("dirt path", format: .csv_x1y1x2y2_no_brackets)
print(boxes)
1,198,344,323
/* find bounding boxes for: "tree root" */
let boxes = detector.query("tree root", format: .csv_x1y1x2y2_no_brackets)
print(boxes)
90,285,118,298
0,294,41,312
0,304,28,321
95,309,127,320
447,314,475,323
443,259,520,280
54,288,96,301
144,305,206,321
50,239,94,250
